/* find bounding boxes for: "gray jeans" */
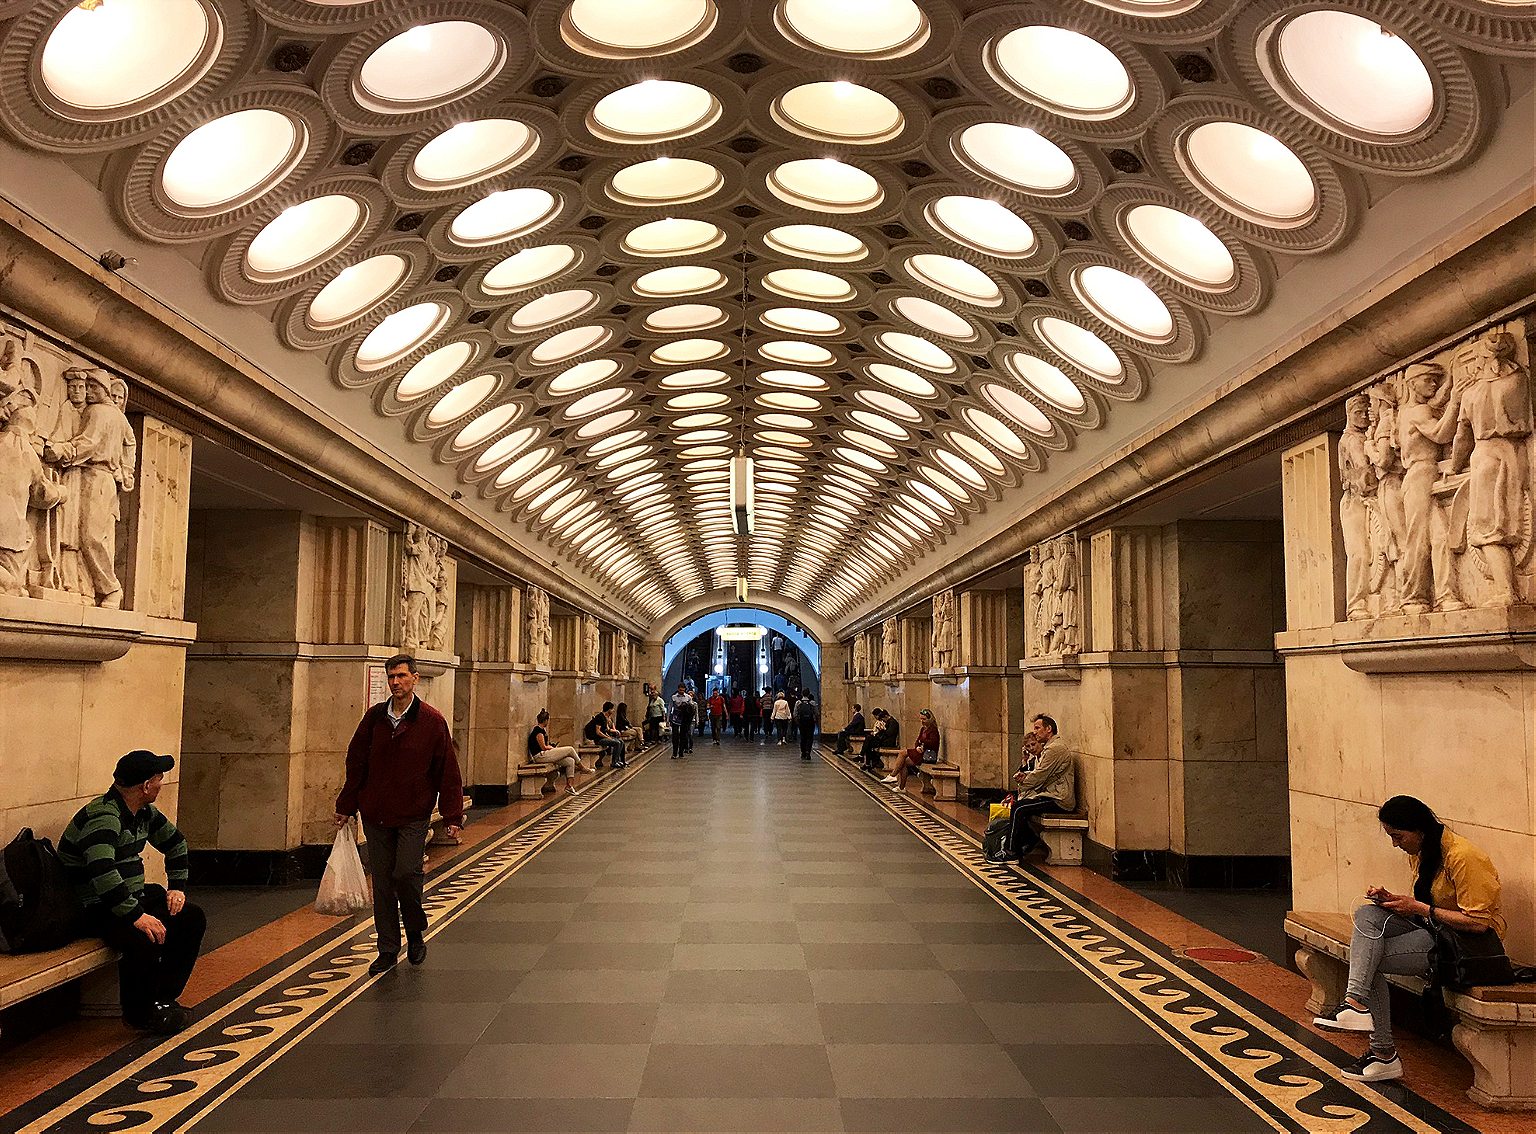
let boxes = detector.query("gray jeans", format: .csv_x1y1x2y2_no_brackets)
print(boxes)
1346,903,1432,1053
362,817,430,956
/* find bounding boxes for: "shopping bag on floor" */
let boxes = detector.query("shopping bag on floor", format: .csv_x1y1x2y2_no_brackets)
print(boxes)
315,825,369,915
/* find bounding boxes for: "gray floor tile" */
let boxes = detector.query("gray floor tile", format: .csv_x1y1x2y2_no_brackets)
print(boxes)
241,1043,472,1099
533,942,677,970
627,1097,845,1131
410,1097,633,1131
664,969,815,1003
926,943,1075,972
437,1043,650,1098
795,921,923,945
678,919,802,944
481,1002,659,1044
507,969,670,1003
1042,1095,1261,1132
651,1002,825,1045
840,1097,1061,1132
974,1002,1162,1046
553,919,683,944
307,1001,501,1046
801,943,938,970
639,1044,836,1098
1008,1043,1229,1098
195,1097,431,1132
672,942,808,970
827,1044,1035,1098
808,969,966,1004
816,1002,995,1045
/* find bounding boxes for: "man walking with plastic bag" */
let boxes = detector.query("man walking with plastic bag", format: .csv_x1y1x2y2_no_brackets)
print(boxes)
334,654,464,975
315,822,369,916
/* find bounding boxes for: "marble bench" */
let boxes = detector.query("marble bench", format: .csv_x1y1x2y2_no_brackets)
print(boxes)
0,938,118,1034
1285,910,1536,1110
1037,812,1088,866
914,762,961,801
514,761,562,799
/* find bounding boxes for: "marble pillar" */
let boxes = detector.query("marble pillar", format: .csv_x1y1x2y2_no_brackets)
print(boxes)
929,589,1025,794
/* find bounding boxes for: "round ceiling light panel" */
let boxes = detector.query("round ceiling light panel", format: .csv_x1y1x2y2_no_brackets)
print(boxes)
475,425,538,471
450,187,560,246
531,324,610,365
633,265,726,297
565,386,632,419
867,362,938,397
877,332,955,373
762,224,868,262
433,376,503,429
307,254,407,328
40,0,217,117
397,340,474,400
759,369,828,390
761,307,843,336
356,22,505,112
1268,11,1435,137
508,288,598,331
1121,204,1235,289
1073,264,1174,341
926,195,1037,258
892,296,976,340
658,367,730,388
766,158,884,212
904,254,1003,307
1180,122,1316,226
409,119,537,191
652,339,728,365
482,244,579,294
644,303,726,332
989,26,1133,119
607,157,724,206
855,388,922,421
961,407,1030,457
775,0,928,57
762,268,855,302
1004,351,1086,412
589,79,721,142
981,382,1052,435
760,340,834,366
621,217,724,257
955,123,1077,195
355,301,448,371
244,194,362,280
772,81,904,144
161,109,305,212
563,0,717,56
1036,316,1124,381
547,357,620,394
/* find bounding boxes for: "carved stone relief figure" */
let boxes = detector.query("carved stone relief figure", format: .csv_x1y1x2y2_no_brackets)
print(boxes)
880,617,899,677
1396,364,1464,614
1024,534,1080,656
1339,394,1376,620
1022,549,1040,656
0,387,64,596
615,633,630,681
582,613,600,676
428,533,450,651
1365,382,1406,610
1032,540,1058,656
1455,329,1533,605
852,632,868,679
526,585,551,668
931,589,956,672
1054,536,1080,656
401,522,436,652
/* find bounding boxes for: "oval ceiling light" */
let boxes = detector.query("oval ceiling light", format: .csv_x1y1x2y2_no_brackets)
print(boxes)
653,339,729,365
588,428,647,455
595,442,651,467
658,367,730,388
435,378,504,429
776,0,927,57
565,386,631,419
759,369,828,390
990,26,1133,119
450,187,560,246
547,357,620,394
760,340,834,366
841,429,899,457
355,301,448,371
855,388,922,421
905,254,1003,307
981,382,1052,435
1036,316,1124,381
508,288,598,332
1004,351,1086,412
397,340,474,400
766,158,884,212
675,411,732,429
1074,264,1174,341
867,362,938,397
849,410,908,440
918,464,971,502
476,425,539,471
1271,11,1434,137
633,265,726,297
667,391,731,410
962,406,1030,457
482,244,579,294
835,445,887,472
510,463,565,502
926,195,1038,258
644,303,726,332
531,324,610,365
935,443,991,485
245,195,362,280
891,296,975,341
1181,121,1316,226
762,268,855,302
575,408,639,438
621,217,724,257
1121,204,1235,289
564,0,716,56
409,119,537,191
772,81,904,144
607,156,724,206
761,307,844,336
955,122,1077,195
40,0,216,117
762,224,868,263
877,332,954,373
307,254,407,328
357,22,503,111
590,79,720,142
757,391,821,412
759,411,815,429
161,109,304,212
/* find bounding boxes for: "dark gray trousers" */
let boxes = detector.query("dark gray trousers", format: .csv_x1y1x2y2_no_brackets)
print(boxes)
362,817,429,956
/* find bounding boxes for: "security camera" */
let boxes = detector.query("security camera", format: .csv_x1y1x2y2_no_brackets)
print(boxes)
98,250,135,272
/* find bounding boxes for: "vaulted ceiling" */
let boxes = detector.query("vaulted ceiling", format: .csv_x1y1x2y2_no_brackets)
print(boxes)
0,0,1531,628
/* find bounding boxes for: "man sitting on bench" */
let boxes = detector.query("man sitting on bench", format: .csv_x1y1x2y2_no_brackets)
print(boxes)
832,703,866,756
58,750,206,1035
584,701,627,769
1001,715,1074,862
528,709,593,796
863,708,897,772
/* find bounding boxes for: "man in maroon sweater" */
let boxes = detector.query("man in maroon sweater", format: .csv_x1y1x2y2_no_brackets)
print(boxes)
335,654,464,974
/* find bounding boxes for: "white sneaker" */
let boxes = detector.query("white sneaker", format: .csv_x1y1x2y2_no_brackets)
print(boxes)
1340,1050,1402,1082
1313,1003,1374,1032
879,775,897,784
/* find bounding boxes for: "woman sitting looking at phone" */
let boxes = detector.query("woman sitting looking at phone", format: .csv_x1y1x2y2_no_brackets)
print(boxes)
1312,795,1505,1083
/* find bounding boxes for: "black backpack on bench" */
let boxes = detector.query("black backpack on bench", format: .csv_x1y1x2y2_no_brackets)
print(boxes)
0,828,85,954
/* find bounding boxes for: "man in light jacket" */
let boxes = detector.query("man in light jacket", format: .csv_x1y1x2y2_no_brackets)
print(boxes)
1003,714,1075,862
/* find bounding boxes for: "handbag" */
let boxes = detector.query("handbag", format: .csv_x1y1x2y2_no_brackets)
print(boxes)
988,794,1016,824
1428,922,1516,990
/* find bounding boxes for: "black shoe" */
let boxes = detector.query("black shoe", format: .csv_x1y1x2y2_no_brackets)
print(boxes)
407,939,427,965
127,1002,188,1035
368,953,398,975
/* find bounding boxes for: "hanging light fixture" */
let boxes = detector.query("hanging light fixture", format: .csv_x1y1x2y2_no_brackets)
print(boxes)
731,245,755,536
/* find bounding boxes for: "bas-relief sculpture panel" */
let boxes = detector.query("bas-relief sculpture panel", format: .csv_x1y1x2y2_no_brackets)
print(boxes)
931,589,957,673
1024,532,1080,658
581,613,600,678
525,584,551,670
851,632,868,680
400,522,450,653
880,617,899,680
0,322,136,609
1340,320,1535,620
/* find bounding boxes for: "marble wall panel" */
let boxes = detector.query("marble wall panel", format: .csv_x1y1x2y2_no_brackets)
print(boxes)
1284,654,1386,808
1114,758,1173,849
215,752,292,850
1181,760,1290,857
186,511,303,641
1174,521,1285,650
3,662,84,807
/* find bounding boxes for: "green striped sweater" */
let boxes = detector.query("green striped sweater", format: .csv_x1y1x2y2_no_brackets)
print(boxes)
58,790,189,921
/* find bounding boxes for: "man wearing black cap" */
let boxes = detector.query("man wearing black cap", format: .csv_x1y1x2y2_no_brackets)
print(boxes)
58,750,205,1035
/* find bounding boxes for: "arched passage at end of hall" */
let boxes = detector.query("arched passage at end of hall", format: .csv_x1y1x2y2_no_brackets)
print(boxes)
661,607,821,703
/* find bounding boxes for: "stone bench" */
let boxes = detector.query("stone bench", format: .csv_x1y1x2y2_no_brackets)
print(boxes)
514,761,561,799
1037,811,1088,866
847,734,866,757
874,748,903,776
0,938,117,1033
1285,910,1536,1110
915,762,961,801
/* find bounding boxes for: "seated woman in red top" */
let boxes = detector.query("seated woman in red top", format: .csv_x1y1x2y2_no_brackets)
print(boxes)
882,708,939,792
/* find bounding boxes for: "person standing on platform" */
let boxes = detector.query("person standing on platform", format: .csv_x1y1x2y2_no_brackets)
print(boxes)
759,688,774,742
772,690,792,744
670,686,696,758
59,750,205,1035
796,692,819,761
707,689,726,745
335,654,464,975
729,689,746,736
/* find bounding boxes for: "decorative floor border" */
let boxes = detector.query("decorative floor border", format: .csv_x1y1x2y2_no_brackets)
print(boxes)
820,750,1472,1134
6,749,664,1134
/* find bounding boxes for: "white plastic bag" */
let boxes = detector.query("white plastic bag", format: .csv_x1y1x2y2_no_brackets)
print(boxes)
315,825,370,915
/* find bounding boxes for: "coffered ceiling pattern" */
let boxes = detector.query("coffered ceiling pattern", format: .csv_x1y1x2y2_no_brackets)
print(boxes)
0,0,1530,623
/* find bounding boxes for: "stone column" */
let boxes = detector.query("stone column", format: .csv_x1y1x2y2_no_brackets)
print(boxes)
118,415,192,619
454,582,524,804
1281,433,1346,630
929,589,1024,794
545,608,586,744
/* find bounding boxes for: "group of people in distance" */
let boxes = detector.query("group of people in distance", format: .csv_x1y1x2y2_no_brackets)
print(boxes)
654,683,821,760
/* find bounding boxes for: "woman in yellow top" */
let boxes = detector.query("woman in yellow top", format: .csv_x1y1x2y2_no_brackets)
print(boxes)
1313,795,1505,1083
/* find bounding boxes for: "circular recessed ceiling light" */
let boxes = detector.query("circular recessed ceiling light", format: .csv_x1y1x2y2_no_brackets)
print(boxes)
855,388,922,420
510,463,565,502
307,254,407,328
867,362,937,397
245,195,363,280
476,425,539,471
1121,204,1235,289
565,386,631,418
607,156,724,206
1181,121,1315,225
760,340,834,366
398,340,474,400
634,265,726,297
990,26,1133,119
773,81,904,144
762,268,856,302
653,339,729,365
1074,264,1174,341
588,428,647,455
936,443,991,485
762,224,868,263
40,0,216,117
357,22,504,111
1004,351,1086,412
892,296,975,341
776,0,928,56
918,464,971,502
1271,11,1434,137
877,332,954,373
675,411,732,429
622,217,725,257
532,324,610,365
645,303,726,332
761,307,844,336
659,367,730,388
564,0,716,55
548,357,620,394
161,109,304,211
767,158,884,212
955,122,1077,195
981,382,1052,435
760,369,828,390
926,195,1037,258
409,119,537,191
450,187,560,246
1036,316,1124,381
667,390,731,410
590,79,721,142
356,301,448,370
757,391,821,412
437,380,505,430
849,410,908,440
509,288,599,332
575,408,639,438
962,407,1030,457
482,244,579,294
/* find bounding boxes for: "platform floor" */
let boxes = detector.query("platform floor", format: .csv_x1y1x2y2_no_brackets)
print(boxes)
3,743,1481,1132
